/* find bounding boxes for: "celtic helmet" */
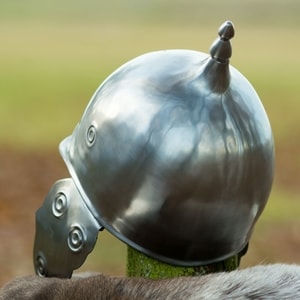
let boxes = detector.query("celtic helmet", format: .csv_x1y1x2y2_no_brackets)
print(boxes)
34,21,274,278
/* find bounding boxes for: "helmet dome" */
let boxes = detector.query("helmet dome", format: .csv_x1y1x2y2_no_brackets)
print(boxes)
60,21,274,266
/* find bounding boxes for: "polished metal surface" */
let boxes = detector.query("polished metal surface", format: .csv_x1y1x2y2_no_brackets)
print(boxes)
34,178,101,278
35,21,274,276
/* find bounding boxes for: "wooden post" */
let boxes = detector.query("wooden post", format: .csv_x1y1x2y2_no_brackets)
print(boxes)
127,246,241,279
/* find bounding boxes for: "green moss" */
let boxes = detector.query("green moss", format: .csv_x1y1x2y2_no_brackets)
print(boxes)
127,246,240,279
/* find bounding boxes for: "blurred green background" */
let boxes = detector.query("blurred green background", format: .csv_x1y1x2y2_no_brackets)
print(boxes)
0,0,300,283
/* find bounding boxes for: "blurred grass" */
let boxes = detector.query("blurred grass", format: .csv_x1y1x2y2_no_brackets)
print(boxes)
0,0,300,273
1,1,299,147
1,25,299,147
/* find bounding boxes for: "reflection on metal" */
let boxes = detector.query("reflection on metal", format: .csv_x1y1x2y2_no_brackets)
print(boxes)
34,21,274,277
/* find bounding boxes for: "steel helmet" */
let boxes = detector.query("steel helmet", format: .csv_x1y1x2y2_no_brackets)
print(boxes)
34,21,274,277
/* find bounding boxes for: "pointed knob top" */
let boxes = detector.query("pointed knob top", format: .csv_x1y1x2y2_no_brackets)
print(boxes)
210,21,235,63
218,20,235,41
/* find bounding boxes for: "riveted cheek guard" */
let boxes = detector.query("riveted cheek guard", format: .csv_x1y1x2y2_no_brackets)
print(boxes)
33,178,102,278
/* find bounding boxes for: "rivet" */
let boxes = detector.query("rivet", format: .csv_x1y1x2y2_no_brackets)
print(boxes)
35,255,47,277
86,124,96,146
52,192,68,218
67,226,85,253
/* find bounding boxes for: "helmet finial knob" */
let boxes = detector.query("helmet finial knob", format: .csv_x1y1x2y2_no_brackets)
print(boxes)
210,21,235,63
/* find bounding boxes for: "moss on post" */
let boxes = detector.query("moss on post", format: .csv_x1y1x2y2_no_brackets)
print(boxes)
127,246,240,279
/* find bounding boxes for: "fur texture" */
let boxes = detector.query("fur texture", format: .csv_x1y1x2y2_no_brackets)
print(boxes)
1,264,300,299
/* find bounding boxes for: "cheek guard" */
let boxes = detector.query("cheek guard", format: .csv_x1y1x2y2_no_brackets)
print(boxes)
33,178,102,278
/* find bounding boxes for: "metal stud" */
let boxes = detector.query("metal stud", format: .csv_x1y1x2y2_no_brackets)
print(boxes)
35,254,47,277
67,225,85,253
52,192,68,218
86,124,96,146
